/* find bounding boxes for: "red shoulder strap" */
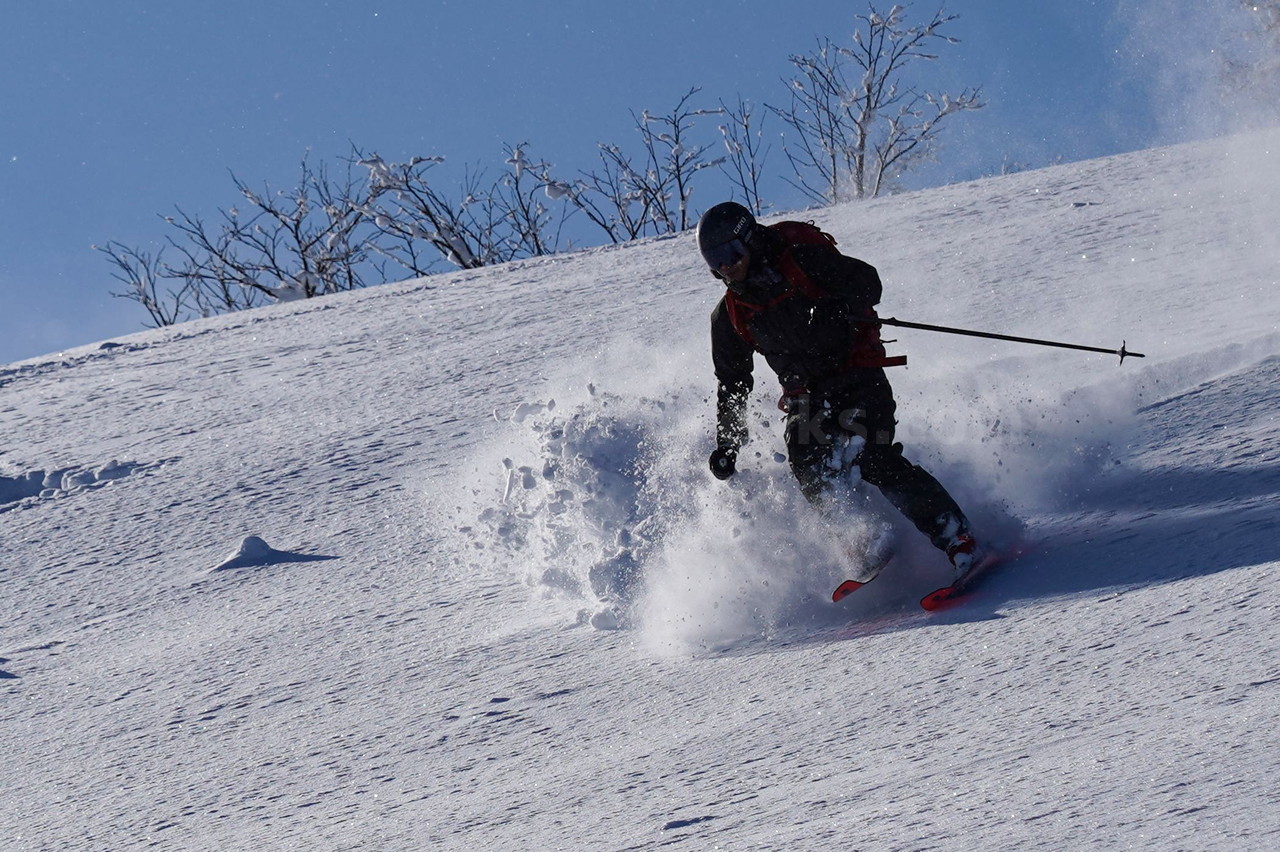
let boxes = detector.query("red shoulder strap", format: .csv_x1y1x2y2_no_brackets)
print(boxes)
767,221,838,299
723,292,756,348
723,221,835,348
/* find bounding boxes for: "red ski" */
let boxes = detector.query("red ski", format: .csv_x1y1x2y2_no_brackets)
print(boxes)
919,550,1007,611
830,545,900,602
831,579,867,602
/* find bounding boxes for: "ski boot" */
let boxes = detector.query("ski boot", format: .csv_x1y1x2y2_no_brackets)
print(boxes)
946,532,982,580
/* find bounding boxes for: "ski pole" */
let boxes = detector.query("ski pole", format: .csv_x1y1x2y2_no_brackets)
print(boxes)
867,316,1145,363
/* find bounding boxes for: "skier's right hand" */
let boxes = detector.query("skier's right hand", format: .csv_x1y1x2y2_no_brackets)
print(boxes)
709,445,738,480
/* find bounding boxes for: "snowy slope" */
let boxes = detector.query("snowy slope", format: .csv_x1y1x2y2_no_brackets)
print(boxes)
3,128,1280,850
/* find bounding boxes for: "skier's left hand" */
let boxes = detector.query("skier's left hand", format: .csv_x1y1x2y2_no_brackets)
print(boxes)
709,446,737,480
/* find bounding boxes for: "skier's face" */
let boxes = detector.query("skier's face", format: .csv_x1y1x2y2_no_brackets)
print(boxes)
718,249,751,284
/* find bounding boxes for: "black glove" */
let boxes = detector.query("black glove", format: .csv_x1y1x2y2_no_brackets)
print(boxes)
709,446,738,480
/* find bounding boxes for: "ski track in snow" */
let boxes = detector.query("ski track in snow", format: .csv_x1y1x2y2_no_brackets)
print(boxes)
2,129,1280,849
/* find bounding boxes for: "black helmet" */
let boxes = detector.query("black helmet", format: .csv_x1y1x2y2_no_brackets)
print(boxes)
697,202,756,270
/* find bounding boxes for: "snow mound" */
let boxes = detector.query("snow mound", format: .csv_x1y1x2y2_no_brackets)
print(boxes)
212,535,338,572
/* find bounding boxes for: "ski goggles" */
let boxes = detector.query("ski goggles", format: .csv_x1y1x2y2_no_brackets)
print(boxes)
701,238,748,271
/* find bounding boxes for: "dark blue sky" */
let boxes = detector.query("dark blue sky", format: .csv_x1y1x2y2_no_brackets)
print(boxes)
0,1,1226,363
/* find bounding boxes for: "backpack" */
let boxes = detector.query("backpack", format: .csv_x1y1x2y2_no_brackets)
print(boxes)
723,221,906,370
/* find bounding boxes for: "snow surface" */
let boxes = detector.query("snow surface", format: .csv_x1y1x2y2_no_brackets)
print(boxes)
3,128,1280,850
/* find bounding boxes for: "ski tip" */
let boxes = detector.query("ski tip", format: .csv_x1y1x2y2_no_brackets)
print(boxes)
919,586,961,611
832,579,866,603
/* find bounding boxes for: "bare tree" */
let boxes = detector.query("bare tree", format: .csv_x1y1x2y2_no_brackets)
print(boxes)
96,242,189,327
570,143,659,243
159,208,275,316
770,4,983,204
552,145,648,244
357,151,482,274
492,143,574,258
99,154,381,326
633,87,726,232
358,143,574,274
567,87,725,241
717,97,772,215
164,155,379,311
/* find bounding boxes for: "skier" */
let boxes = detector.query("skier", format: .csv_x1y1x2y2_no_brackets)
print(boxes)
699,201,981,578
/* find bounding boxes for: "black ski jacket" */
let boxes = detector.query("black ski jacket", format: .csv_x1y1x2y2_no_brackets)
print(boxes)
711,225,884,449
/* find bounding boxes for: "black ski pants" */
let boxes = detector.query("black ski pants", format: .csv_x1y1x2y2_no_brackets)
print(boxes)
782,369,967,551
